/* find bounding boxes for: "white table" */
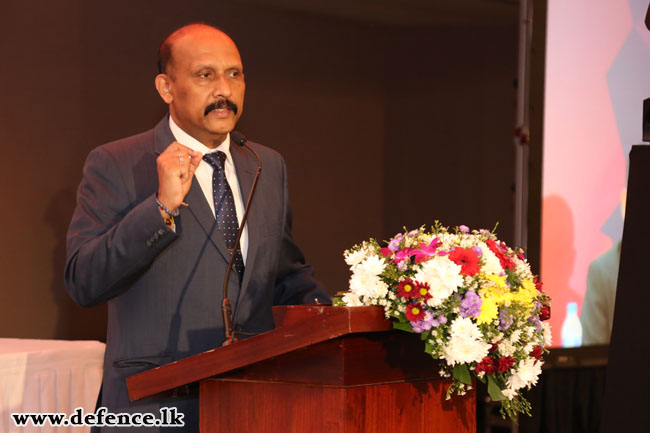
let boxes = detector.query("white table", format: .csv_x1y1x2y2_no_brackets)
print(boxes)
0,339,104,432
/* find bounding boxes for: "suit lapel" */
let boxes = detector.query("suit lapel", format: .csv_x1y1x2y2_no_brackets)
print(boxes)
230,143,261,313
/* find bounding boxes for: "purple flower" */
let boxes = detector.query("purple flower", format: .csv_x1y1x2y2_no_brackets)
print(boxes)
479,229,495,240
499,308,513,330
397,261,408,271
472,246,483,257
414,310,447,329
408,229,420,237
411,311,434,333
430,314,446,328
388,237,402,252
528,314,542,331
459,225,470,233
460,290,482,318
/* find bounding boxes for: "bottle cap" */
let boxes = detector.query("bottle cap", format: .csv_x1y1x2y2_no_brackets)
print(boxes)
567,302,578,314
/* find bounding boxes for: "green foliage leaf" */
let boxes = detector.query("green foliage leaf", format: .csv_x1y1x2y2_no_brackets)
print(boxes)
453,364,472,385
424,342,434,354
487,375,507,401
392,321,414,333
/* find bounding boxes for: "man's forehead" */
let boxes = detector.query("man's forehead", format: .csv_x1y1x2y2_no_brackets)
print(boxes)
172,29,241,63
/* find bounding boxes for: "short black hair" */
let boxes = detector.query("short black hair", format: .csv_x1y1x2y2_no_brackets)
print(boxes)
157,38,172,75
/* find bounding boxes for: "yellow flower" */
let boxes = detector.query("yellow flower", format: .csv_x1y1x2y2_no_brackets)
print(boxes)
521,278,537,294
477,274,538,324
513,278,538,308
477,296,498,325
485,274,508,291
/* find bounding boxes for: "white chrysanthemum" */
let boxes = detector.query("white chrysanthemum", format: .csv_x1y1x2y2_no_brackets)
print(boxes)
478,241,503,275
491,332,504,343
523,341,537,354
349,273,388,299
525,326,535,339
443,318,491,365
512,255,533,279
541,321,553,346
345,247,370,267
355,255,387,276
437,233,457,251
414,255,463,307
341,292,363,306
506,358,542,391
509,329,522,344
450,317,483,340
370,280,388,298
458,236,476,249
444,338,491,365
498,339,516,357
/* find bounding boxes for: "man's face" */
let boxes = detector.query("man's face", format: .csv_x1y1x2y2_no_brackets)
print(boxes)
162,28,245,147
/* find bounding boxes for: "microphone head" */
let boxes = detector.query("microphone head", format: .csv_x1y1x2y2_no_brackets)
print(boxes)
230,130,247,146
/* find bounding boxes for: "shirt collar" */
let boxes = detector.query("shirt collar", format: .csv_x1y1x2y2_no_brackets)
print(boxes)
168,115,232,159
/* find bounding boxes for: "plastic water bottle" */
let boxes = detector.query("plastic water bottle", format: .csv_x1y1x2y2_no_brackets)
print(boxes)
561,302,582,347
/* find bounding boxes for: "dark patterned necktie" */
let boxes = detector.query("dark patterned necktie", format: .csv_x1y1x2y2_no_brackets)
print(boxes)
202,151,245,280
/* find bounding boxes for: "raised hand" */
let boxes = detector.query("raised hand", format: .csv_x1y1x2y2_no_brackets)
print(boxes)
156,142,202,214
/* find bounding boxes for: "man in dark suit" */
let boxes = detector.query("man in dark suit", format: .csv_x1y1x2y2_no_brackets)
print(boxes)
64,24,329,431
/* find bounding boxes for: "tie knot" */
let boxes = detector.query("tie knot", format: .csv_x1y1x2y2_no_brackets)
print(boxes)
203,151,227,169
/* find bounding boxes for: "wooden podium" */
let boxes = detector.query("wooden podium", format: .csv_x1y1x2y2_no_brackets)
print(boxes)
127,306,475,433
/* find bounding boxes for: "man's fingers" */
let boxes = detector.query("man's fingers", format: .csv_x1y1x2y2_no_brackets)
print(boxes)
189,150,203,166
188,160,199,178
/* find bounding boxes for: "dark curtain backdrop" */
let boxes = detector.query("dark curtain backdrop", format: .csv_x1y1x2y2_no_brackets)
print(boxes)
0,0,518,340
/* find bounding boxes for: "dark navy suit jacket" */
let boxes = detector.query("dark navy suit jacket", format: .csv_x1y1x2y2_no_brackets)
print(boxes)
64,116,329,431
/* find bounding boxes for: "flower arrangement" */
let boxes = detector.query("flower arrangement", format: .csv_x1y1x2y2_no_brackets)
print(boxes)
333,223,551,420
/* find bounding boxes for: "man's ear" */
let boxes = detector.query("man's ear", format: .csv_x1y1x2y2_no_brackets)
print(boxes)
155,74,173,104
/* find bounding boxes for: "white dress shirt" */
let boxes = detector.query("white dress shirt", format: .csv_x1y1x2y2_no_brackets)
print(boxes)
169,116,248,263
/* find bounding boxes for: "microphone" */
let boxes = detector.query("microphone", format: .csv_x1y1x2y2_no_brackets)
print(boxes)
221,131,262,346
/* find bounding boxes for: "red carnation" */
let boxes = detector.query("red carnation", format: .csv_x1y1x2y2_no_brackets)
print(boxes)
379,247,392,257
476,356,496,375
448,247,481,276
405,302,426,321
539,304,551,321
497,356,516,373
534,277,544,292
396,278,417,299
530,345,543,360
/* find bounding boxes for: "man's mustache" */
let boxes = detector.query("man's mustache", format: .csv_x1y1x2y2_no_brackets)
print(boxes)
204,99,238,116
